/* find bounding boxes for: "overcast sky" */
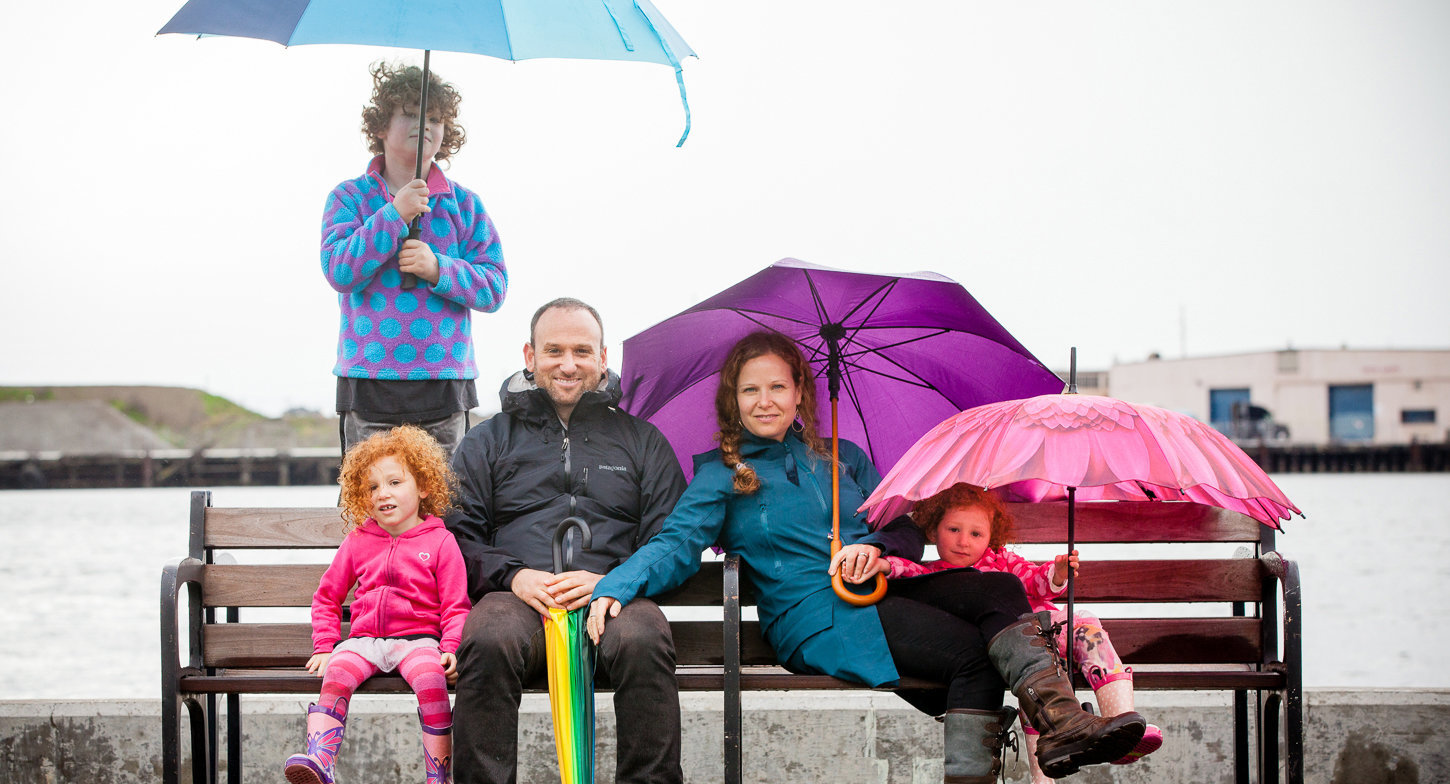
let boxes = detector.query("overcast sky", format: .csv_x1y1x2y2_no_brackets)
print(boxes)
4,0,1447,417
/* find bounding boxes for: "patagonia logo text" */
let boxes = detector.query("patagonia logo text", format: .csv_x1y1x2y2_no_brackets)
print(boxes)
597,465,628,472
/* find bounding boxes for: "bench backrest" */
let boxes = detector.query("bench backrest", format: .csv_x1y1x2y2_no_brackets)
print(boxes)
189,492,1284,673
186,491,728,670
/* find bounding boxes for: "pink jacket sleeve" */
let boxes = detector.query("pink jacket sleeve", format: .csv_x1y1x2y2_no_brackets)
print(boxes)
981,548,1064,605
311,535,360,653
433,531,474,654
885,555,963,579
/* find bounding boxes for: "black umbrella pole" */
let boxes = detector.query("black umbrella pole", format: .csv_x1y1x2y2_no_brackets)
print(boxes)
401,50,432,290
1065,486,1076,681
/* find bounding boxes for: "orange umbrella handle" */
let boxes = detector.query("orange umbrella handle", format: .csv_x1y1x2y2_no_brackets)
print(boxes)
827,393,886,606
830,538,888,606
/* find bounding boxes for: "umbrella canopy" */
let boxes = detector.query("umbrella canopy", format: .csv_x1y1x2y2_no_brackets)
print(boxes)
621,258,1065,481
859,390,1302,673
157,0,697,144
543,517,596,784
861,393,1302,528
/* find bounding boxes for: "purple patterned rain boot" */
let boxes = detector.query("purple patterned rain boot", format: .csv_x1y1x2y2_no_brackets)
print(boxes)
284,702,346,784
419,709,453,784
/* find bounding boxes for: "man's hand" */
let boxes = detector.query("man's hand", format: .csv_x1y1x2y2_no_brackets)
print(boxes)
398,239,440,284
546,570,604,611
587,596,622,644
391,178,431,223
511,568,564,614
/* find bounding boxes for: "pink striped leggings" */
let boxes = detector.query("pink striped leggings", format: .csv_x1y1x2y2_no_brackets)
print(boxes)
318,639,451,727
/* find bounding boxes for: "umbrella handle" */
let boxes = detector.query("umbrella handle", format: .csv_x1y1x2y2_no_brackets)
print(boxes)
830,538,888,607
553,517,593,573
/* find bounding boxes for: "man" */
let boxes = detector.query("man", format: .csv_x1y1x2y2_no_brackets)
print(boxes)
446,298,686,784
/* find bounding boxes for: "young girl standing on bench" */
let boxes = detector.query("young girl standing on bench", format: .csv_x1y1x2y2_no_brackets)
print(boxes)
285,425,471,784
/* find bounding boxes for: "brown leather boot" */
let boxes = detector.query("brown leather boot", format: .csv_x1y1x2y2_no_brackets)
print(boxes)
987,613,1145,778
943,707,1018,783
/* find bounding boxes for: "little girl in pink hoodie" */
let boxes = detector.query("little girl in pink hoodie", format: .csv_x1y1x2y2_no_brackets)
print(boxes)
881,483,1162,783
285,426,470,784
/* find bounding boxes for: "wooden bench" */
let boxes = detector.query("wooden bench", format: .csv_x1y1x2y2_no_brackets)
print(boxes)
162,491,1302,784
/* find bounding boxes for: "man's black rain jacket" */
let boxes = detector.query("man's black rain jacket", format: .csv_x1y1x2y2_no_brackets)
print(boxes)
445,370,688,602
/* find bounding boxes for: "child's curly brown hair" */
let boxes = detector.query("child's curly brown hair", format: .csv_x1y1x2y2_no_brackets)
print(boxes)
361,60,467,162
911,483,1015,549
338,425,455,533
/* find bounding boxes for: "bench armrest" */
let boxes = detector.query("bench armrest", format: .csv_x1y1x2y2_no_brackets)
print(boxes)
1258,551,1302,686
161,557,206,696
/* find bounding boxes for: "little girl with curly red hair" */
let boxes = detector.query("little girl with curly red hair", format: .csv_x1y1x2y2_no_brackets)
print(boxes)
285,425,469,784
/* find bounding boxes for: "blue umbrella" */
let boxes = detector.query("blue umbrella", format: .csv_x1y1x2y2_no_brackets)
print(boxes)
158,0,697,142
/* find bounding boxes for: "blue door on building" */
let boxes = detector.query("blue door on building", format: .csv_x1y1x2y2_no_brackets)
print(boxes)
1329,384,1374,442
1210,388,1251,436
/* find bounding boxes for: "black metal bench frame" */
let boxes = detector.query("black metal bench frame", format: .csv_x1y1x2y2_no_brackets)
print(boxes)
161,491,1301,784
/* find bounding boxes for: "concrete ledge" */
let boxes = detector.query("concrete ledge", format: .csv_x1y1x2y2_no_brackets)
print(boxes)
2,690,1446,783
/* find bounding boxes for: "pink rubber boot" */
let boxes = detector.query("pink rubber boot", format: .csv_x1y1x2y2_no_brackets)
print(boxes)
284,702,346,784
420,709,453,784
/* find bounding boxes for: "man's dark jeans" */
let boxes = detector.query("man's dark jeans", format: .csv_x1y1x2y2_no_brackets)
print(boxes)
453,591,682,784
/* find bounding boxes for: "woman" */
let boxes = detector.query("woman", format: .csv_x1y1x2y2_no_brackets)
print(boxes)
589,331,1143,782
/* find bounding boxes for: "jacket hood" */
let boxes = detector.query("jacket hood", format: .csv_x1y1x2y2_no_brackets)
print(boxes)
358,514,445,539
498,369,623,425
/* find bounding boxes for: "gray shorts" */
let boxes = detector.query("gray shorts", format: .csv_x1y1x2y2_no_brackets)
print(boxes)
341,411,468,455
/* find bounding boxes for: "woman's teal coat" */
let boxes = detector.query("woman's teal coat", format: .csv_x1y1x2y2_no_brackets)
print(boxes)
593,430,923,687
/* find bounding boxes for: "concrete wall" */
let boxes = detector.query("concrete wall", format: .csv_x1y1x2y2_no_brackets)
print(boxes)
3,690,1446,784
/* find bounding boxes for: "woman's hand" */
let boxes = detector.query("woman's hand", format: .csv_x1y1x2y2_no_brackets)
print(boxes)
305,652,331,676
587,597,622,644
829,543,885,584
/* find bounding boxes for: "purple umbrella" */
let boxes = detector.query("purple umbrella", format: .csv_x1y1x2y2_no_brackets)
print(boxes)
620,258,1063,604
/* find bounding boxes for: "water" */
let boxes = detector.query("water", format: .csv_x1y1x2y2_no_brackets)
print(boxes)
1,475,1447,700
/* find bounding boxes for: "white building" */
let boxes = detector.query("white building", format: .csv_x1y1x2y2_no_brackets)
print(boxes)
1106,348,1450,446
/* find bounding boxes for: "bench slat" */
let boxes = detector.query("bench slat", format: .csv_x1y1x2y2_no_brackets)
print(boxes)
201,616,1264,669
204,508,345,548
1006,501,1265,543
201,561,730,608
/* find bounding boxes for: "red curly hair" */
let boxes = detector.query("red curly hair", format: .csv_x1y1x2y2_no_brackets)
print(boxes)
911,483,1015,549
337,425,455,533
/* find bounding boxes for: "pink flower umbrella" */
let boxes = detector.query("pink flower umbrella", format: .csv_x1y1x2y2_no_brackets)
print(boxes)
860,382,1301,673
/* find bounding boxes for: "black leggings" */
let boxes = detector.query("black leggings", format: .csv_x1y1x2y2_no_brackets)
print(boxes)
877,569,1032,713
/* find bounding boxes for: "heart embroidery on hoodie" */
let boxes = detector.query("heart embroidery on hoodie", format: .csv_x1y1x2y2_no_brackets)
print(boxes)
418,552,430,561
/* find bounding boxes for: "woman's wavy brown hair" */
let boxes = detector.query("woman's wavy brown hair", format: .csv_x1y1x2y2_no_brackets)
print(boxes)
713,331,826,494
361,60,467,162
338,425,455,533
910,483,1015,549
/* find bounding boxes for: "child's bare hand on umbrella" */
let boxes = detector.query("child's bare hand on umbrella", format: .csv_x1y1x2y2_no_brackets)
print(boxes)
398,239,440,284
1050,549,1080,588
391,178,431,222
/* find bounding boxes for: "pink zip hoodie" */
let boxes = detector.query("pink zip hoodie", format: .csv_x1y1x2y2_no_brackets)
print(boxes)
311,515,472,654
